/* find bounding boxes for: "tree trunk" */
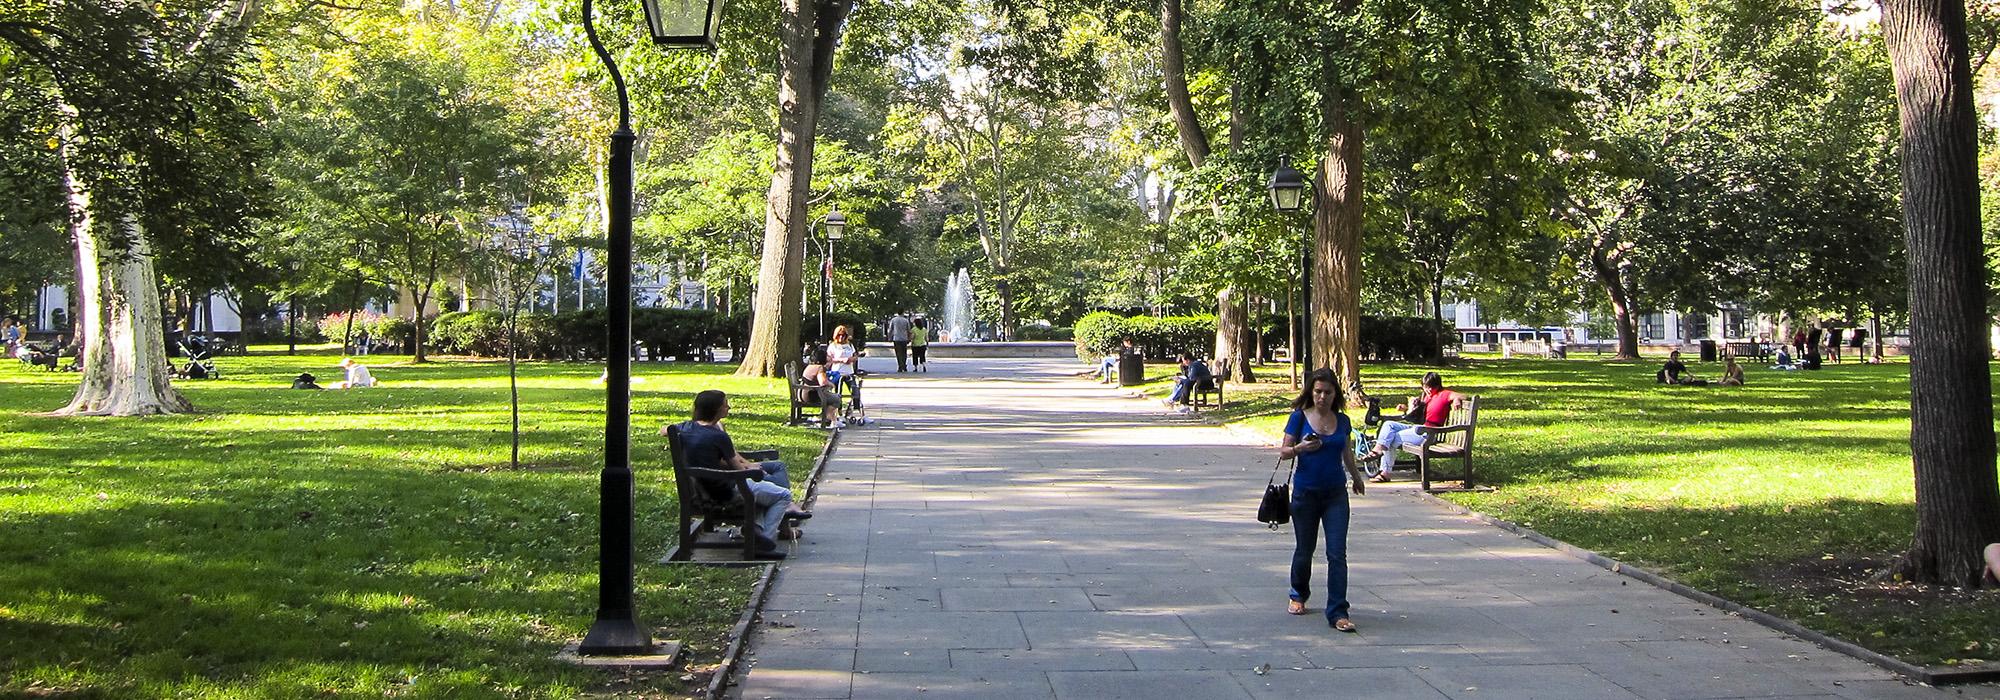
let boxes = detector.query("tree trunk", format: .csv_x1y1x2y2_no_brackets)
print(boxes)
1312,87,1364,397
1159,0,1208,169
1214,288,1256,381
1881,0,2000,586
737,0,853,377
1590,245,1641,359
58,214,191,417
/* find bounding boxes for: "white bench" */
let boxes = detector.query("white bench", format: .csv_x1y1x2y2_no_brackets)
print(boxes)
1500,339,1556,359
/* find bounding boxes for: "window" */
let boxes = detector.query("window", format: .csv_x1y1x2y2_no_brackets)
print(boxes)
1640,313,1665,341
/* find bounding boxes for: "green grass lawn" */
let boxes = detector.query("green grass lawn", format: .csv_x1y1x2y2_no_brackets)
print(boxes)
0,347,826,698
1127,355,1999,668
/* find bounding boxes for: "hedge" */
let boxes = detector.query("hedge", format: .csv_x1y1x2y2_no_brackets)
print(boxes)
1074,312,1215,361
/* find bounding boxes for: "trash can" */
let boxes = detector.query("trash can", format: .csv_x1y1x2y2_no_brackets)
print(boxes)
1117,353,1146,386
1699,339,1718,363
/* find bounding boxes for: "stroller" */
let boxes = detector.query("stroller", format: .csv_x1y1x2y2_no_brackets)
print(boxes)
176,336,219,379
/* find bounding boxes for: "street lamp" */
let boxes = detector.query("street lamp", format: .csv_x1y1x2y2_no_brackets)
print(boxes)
821,206,845,340
1269,159,1311,375
579,0,724,658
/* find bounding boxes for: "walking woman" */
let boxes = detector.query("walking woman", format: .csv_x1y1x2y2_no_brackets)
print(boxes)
1278,368,1368,631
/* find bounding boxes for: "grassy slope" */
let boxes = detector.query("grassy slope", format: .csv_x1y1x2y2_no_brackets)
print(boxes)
0,348,822,698
1122,354,1998,667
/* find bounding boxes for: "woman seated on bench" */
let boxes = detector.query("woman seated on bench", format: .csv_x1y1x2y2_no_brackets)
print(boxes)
801,345,844,429
1359,372,1463,482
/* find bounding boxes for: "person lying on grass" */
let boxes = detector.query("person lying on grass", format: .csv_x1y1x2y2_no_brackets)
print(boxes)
668,390,812,560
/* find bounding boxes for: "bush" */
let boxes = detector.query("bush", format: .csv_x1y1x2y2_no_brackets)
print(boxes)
430,311,511,356
1014,325,1072,341
632,308,721,361
1071,312,1214,360
374,315,416,353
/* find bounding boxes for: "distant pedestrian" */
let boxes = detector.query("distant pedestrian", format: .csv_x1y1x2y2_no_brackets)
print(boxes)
910,318,930,372
1278,368,1367,632
1826,326,1844,364
888,312,913,372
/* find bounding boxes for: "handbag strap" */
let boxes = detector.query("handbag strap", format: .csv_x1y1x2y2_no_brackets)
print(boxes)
1267,457,1295,487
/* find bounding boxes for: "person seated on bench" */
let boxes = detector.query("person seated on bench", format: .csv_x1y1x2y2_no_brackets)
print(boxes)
332,358,376,388
672,390,812,557
802,345,844,429
1096,337,1135,383
1360,371,1463,482
1164,353,1212,410
1718,356,1745,386
1656,351,1700,385
825,325,873,425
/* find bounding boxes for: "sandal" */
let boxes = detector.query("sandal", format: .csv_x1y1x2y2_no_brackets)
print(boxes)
1287,600,1307,615
1331,618,1357,633
1370,473,1392,483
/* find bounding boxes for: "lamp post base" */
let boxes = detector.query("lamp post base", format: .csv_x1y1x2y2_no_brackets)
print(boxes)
578,616,654,656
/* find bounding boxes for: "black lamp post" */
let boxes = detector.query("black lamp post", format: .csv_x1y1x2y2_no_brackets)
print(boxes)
579,0,724,657
1269,159,1310,375
821,206,845,339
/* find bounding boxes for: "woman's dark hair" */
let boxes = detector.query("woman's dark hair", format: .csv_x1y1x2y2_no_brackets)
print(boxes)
1292,369,1343,411
693,390,728,422
1421,371,1444,389
809,344,829,365
914,317,927,329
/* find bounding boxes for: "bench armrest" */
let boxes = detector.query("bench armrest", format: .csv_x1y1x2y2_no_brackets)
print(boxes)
1415,424,1470,437
739,449,781,462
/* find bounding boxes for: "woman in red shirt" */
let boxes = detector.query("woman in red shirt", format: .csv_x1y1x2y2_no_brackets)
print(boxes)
1361,372,1461,482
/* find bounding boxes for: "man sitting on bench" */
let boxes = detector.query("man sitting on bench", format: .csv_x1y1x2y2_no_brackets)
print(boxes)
1164,353,1212,411
672,390,811,559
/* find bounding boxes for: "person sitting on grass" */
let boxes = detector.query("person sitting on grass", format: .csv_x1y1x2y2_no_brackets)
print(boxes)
1656,351,1701,385
670,390,812,560
1164,353,1212,410
332,358,375,388
1718,356,1745,386
1772,345,1797,370
1360,372,1464,482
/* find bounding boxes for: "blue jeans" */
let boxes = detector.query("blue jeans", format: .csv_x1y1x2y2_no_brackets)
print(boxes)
1289,485,1351,623
1170,377,1196,404
1097,356,1117,381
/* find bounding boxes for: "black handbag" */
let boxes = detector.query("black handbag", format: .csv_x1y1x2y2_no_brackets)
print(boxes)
1257,458,1294,528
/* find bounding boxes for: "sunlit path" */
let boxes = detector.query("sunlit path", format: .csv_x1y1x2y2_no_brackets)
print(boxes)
729,356,1988,699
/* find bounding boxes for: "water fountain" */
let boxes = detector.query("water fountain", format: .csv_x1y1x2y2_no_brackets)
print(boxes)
942,268,975,342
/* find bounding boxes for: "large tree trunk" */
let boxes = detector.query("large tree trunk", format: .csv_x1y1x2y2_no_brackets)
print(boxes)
1590,245,1641,360
1312,87,1364,396
1214,288,1255,381
1881,0,2000,587
58,215,190,417
737,0,852,377
1159,0,1208,170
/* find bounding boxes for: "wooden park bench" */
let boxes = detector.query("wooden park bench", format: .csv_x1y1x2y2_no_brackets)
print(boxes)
663,423,783,561
1725,342,1768,363
785,362,823,426
1191,358,1232,411
1500,339,1555,359
1405,395,1481,492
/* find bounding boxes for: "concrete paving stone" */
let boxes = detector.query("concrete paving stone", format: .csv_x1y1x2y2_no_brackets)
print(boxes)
1813,679,2000,700
764,592,862,613
853,647,951,673
1477,603,1683,642
857,585,942,612
733,667,852,699
1657,609,1792,640
846,671,1056,700
1362,584,1538,608
1460,639,1667,667
1086,586,1248,612
743,647,856,672
949,648,1137,672
754,610,859,648
1297,644,1491,670
1017,610,1202,649
941,586,1096,611
1179,609,1374,649
935,551,1073,574
1582,655,1830,699
1125,648,1316,671
1329,607,1533,647
1228,585,1390,610
1414,664,1646,699
1045,670,1255,700
1229,667,1451,699
855,611,1028,649
1720,636,1907,682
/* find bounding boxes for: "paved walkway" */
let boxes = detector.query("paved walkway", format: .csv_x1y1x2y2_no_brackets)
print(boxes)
732,358,1993,699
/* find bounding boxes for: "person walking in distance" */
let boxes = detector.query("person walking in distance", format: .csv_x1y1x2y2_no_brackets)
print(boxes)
910,317,930,372
888,311,913,372
1279,369,1368,632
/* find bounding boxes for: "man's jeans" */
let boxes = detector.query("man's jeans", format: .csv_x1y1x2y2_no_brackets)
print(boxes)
1170,377,1196,404
1096,356,1116,381
1289,485,1351,623
748,459,792,544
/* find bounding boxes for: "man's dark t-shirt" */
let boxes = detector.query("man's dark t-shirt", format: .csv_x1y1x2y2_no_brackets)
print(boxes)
677,420,739,501
1663,360,1688,383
